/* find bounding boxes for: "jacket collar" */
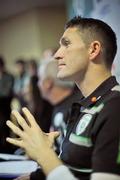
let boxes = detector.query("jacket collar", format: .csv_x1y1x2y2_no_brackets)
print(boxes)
78,76,118,109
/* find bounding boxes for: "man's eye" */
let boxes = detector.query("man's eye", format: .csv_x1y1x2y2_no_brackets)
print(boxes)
64,41,70,47
60,38,70,47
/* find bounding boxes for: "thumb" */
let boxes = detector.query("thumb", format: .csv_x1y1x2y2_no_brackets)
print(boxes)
52,131,60,139
49,131,60,140
47,131,60,146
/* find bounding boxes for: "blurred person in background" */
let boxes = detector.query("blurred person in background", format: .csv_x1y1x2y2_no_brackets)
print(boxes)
13,59,30,110
24,59,42,118
25,59,53,133
13,59,53,156
0,56,15,153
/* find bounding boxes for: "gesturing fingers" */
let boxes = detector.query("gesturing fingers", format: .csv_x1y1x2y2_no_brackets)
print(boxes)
22,107,42,131
11,110,29,131
6,137,24,148
6,120,23,138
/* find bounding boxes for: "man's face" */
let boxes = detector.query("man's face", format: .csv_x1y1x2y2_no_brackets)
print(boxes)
54,27,89,82
16,63,25,75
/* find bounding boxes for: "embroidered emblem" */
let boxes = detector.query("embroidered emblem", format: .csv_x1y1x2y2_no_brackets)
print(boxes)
76,114,92,135
69,133,93,147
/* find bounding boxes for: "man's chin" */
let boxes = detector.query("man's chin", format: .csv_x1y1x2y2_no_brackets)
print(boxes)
57,73,66,80
57,74,72,81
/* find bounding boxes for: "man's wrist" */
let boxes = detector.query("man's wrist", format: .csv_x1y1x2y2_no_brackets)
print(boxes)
36,148,62,175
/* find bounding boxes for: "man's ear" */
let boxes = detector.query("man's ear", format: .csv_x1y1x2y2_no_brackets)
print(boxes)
89,41,101,60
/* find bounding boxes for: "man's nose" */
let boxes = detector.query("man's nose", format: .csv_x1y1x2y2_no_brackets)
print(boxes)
54,48,63,60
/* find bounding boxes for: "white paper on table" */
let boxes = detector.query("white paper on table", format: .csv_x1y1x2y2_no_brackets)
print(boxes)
0,153,28,161
0,160,38,176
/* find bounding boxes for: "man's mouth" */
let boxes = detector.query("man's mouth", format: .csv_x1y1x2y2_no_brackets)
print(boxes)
58,63,66,69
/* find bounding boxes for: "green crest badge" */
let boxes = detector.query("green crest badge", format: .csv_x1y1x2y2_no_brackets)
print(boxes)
76,114,92,135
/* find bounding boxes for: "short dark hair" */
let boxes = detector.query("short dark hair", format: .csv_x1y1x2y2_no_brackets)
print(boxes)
15,59,26,66
65,16,117,69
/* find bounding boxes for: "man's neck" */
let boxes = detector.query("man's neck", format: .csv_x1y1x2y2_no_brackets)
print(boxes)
76,67,111,97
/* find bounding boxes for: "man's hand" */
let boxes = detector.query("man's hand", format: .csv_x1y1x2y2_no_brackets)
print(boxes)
6,107,60,162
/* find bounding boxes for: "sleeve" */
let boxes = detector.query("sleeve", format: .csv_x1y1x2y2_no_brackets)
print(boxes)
92,98,120,175
47,165,78,180
91,173,120,180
